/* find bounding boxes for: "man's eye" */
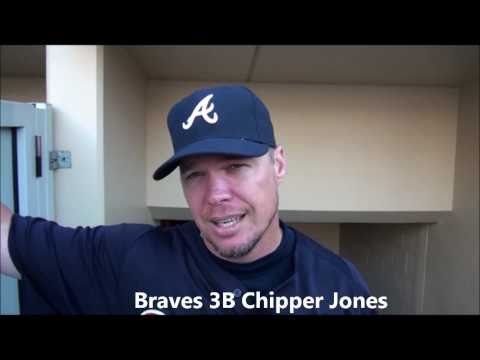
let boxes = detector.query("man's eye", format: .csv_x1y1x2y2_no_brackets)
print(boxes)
228,164,247,170
186,172,201,180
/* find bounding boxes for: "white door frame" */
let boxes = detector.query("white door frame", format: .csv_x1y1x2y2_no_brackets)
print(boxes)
0,100,55,314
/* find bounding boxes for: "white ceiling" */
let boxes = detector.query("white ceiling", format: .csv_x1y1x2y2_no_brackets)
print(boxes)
250,45,479,85
126,46,257,82
1,45,478,86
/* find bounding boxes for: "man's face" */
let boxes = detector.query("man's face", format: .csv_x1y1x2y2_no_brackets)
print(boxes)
180,146,287,263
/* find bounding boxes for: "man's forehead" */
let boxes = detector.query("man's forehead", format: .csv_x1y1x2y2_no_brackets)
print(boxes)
180,154,253,170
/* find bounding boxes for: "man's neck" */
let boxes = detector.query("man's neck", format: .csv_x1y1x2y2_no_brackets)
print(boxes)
245,214,283,263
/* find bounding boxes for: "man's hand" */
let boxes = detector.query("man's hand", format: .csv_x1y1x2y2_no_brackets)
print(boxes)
1,203,21,279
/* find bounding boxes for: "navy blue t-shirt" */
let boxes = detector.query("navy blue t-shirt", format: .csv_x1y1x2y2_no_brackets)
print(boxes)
9,214,377,315
208,222,295,293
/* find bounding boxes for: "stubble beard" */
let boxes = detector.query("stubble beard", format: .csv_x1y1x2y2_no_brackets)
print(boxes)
203,193,279,260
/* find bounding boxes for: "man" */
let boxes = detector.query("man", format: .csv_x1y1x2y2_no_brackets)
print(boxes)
1,85,378,315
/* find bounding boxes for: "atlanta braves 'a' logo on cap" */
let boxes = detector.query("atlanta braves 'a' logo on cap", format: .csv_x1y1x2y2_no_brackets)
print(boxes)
182,94,218,130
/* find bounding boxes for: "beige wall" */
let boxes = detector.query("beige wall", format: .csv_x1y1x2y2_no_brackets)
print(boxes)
340,223,429,314
340,79,479,315
1,77,45,102
46,46,105,226
46,46,153,227
103,46,152,225
423,80,479,314
146,81,458,217
289,223,339,254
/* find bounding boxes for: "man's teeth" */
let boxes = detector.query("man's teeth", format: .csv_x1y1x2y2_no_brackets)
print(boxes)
214,216,241,227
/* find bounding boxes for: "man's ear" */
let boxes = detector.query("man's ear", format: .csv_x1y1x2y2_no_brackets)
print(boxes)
273,145,287,182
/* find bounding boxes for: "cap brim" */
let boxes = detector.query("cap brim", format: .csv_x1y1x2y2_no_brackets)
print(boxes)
153,138,270,180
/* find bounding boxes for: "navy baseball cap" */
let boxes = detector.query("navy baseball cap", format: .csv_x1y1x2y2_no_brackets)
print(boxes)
153,85,277,180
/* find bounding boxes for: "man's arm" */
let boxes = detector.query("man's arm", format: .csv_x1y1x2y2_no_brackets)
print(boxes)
1,202,21,279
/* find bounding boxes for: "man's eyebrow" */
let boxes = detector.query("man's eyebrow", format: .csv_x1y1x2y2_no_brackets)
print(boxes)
179,161,194,174
180,155,252,174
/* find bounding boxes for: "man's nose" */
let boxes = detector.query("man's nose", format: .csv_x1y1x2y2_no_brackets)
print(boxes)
205,175,232,206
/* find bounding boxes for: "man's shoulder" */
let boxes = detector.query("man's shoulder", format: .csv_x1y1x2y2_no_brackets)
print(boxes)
118,220,198,247
117,221,199,270
289,225,363,283
150,220,198,240
291,226,343,262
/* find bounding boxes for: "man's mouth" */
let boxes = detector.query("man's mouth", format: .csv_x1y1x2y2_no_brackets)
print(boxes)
210,214,246,228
